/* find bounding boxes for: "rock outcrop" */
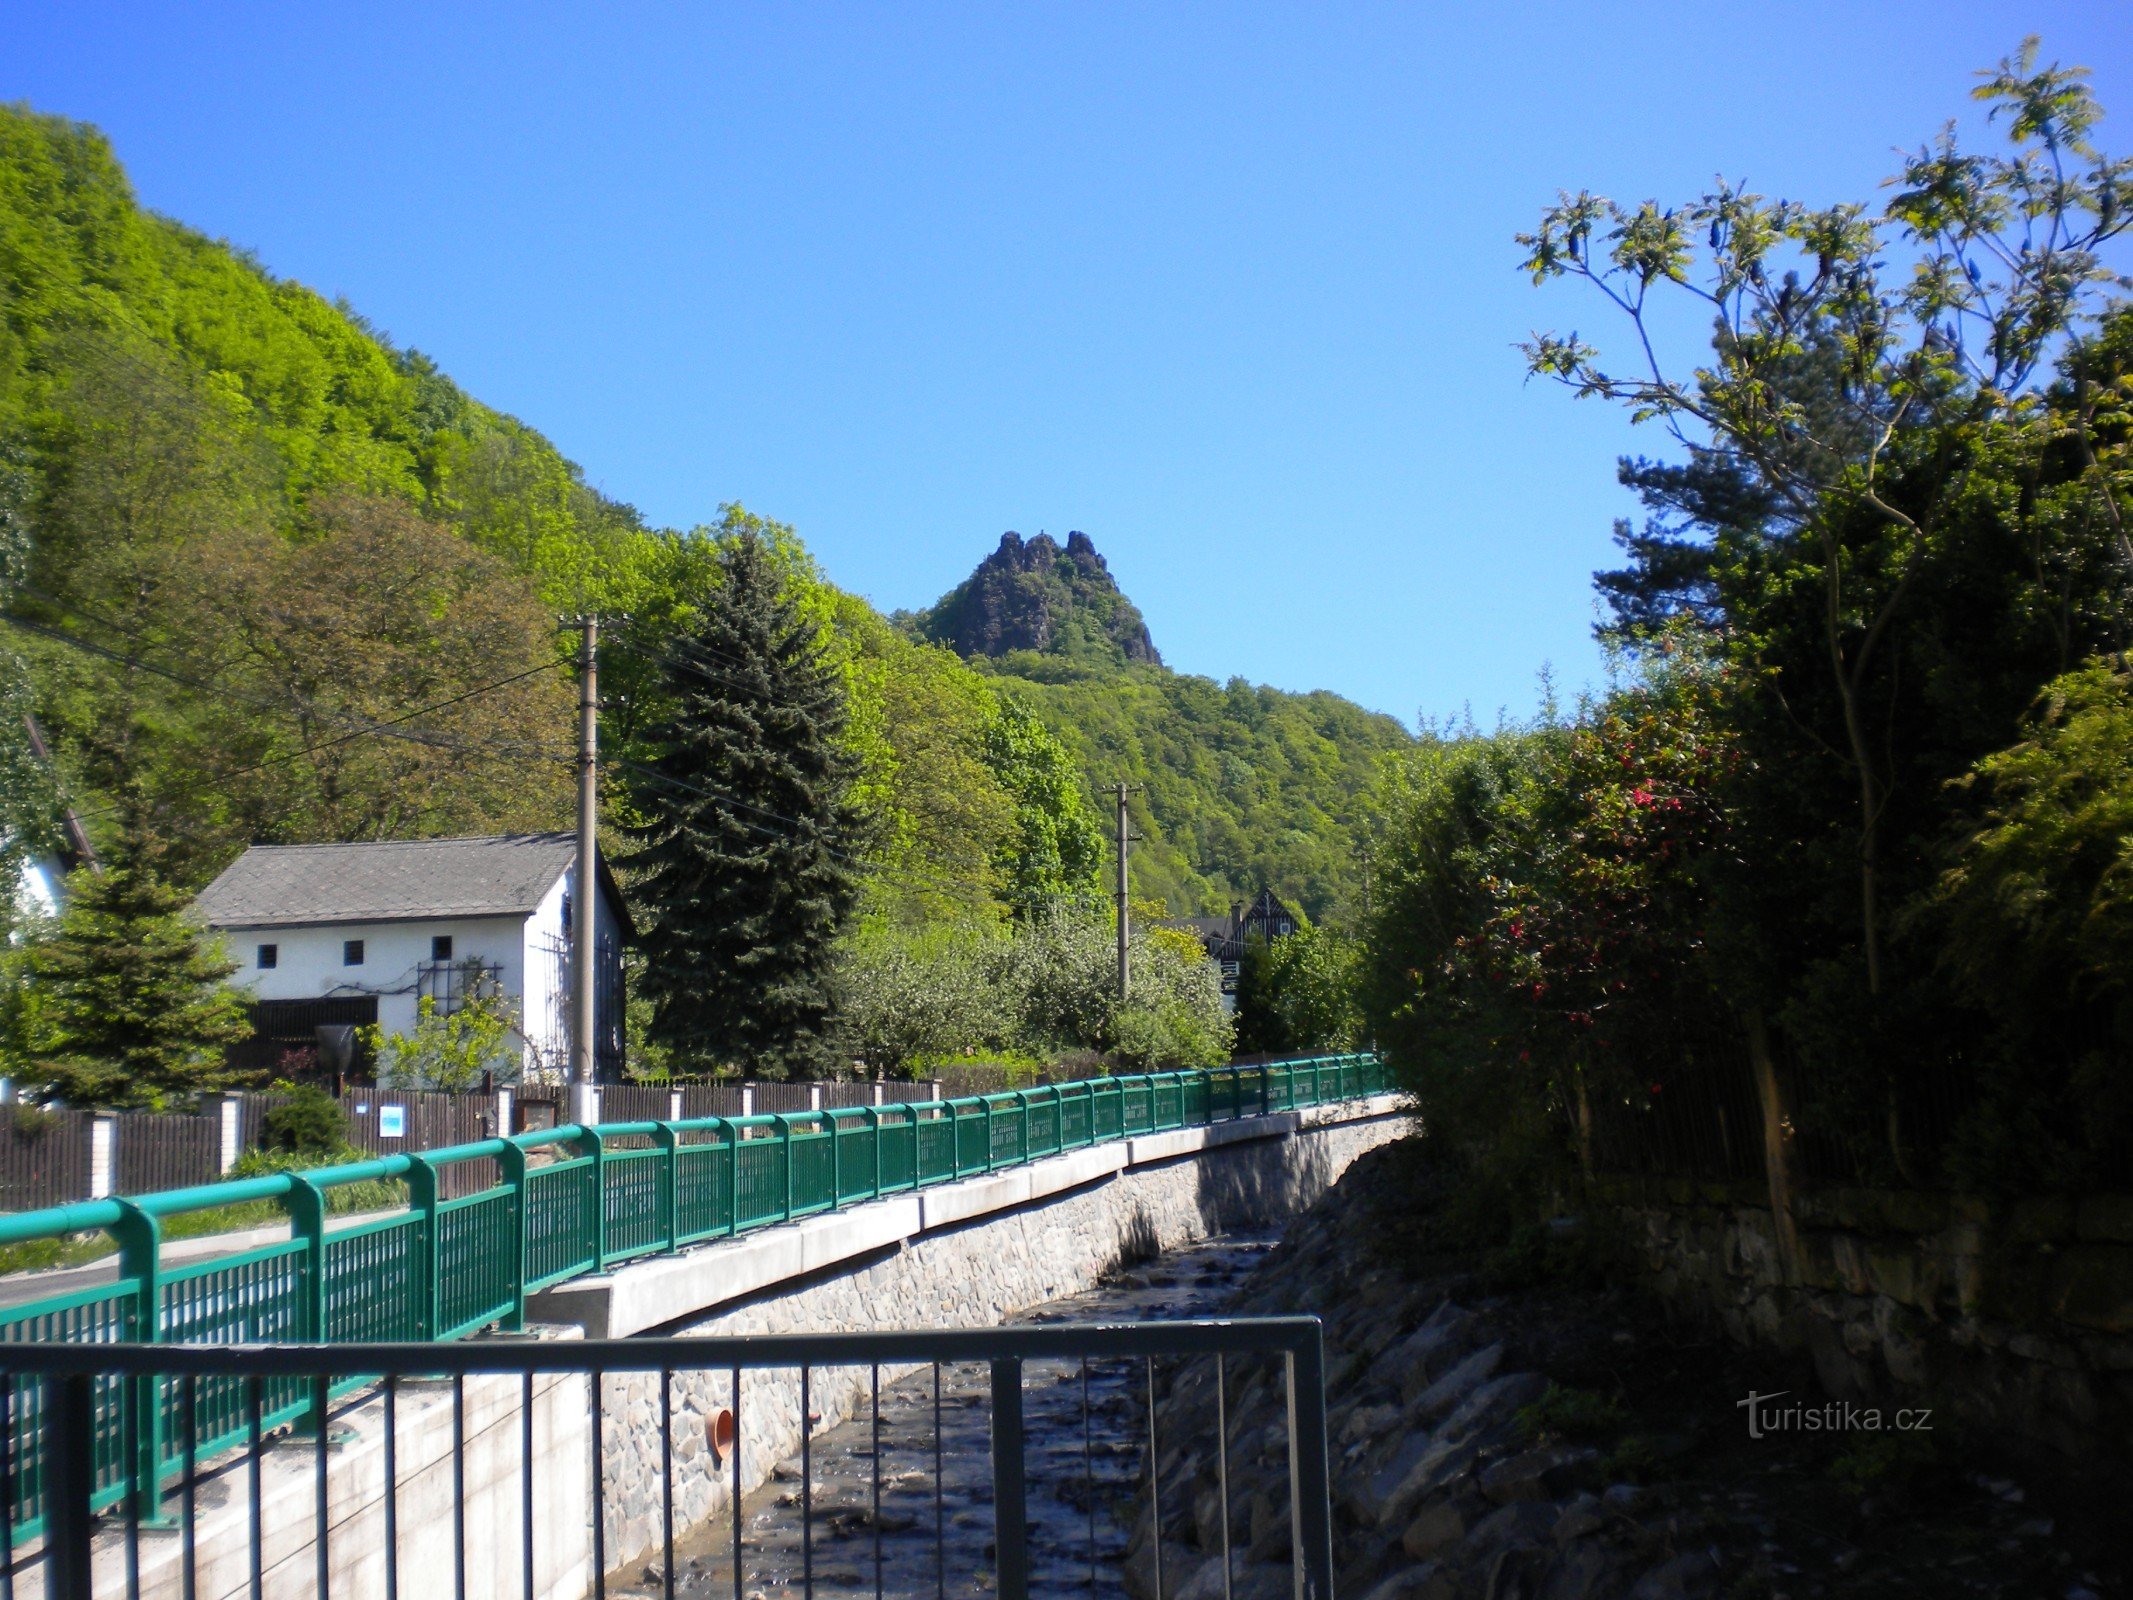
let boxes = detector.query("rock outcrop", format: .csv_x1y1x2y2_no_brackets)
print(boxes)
908,530,1160,665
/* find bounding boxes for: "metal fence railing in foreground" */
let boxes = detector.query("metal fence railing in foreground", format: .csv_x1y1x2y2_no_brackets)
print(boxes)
0,1054,1389,1550
0,1318,1336,1600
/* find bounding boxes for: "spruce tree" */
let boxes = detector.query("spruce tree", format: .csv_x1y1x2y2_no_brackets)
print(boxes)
25,852,250,1108
627,531,861,1076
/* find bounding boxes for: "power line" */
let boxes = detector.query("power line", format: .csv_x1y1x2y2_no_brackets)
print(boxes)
61,659,573,827
5,610,574,767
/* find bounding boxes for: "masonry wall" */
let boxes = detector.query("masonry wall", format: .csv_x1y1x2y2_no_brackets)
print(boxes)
592,1107,1409,1576
1607,1175,2133,1462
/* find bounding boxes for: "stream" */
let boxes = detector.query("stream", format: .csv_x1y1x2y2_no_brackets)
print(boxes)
623,1233,1273,1600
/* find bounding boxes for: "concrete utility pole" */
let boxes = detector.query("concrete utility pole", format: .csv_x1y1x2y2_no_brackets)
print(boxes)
1113,783,1139,1002
570,615,599,1091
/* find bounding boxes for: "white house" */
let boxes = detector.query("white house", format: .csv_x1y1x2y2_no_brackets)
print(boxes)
193,834,629,1082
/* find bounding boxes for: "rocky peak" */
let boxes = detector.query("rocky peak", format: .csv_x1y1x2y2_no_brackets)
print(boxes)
910,530,1160,667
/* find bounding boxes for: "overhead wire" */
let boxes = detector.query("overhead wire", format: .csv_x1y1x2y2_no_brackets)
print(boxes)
5,608,576,767
60,658,575,828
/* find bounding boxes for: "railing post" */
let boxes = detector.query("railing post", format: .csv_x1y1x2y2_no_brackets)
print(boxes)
586,1124,609,1270
981,1099,996,1174
828,1109,841,1206
726,1119,742,1236
864,1105,882,1198
44,1373,96,1600
498,1138,529,1329
990,1358,1029,1600
655,1122,680,1253
110,1198,167,1523
777,1115,795,1221
286,1174,331,1433
1285,1325,1336,1600
408,1155,442,1340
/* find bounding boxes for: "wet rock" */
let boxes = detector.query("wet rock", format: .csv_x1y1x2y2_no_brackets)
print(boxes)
1552,1491,1604,1543
1539,1538,1622,1600
1400,1497,1475,1559
1244,1491,1291,1563
1438,1371,1551,1440
1385,1304,1476,1402
1407,1342,1504,1422
1631,1548,1719,1600
1340,1400,1402,1447
1479,1445,1601,1504
1356,1561,1456,1600
1374,1431,1487,1529
1601,1483,1645,1515
1469,1499,1559,1556
1173,1557,1293,1600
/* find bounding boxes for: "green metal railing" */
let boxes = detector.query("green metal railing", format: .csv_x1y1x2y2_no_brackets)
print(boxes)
0,1053,1388,1543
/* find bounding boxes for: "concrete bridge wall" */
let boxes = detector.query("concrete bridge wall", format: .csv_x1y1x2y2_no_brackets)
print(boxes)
547,1096,1410,1575
35,1094,1406,1599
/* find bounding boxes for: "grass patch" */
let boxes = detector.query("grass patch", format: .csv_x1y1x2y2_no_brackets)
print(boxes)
1518,1382,1630,1443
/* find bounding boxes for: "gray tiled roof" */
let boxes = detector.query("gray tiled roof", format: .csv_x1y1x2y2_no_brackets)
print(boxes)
194,834,578,929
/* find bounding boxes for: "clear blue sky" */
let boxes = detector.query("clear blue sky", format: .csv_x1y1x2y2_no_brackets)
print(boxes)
9,3,2130,724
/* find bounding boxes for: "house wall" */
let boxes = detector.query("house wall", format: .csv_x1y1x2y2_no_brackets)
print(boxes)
521,875,571,1074
214,863,624,1084
224,915,532,1054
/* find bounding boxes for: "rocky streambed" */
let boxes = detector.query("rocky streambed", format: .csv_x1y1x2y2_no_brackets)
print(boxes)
619,1235,1277,1599
1131,1139,2125,1600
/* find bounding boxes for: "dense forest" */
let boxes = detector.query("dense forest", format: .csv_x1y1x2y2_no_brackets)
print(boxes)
904,528,1412,922
1366,43,2133,1221
0,103,1386,1090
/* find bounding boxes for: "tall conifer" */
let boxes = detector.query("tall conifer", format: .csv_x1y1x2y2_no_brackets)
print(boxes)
26,851,249,1108
627,532,860,1076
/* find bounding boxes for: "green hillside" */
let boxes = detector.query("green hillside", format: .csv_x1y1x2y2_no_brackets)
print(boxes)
905,529,1413,921
0,102,1406,935
989,660,1410,922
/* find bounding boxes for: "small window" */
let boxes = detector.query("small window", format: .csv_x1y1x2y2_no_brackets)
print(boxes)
343,939,366,967
256,943,278,970
431,935,454,962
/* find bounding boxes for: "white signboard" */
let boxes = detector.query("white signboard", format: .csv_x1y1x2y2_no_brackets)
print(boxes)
378,1105,407,1139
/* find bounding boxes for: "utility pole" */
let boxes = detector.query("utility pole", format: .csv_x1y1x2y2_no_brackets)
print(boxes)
570,616,599,1095
22,717,98,873
1113,783,1139,1002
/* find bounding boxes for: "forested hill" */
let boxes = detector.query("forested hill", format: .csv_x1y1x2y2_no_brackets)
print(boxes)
907,535,1413,922
0,102,1404,930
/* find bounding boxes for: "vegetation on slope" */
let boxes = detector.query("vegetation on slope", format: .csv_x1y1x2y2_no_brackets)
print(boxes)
906,528,1413,921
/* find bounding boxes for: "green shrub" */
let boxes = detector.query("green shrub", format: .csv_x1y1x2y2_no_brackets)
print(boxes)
258,1085,348,1157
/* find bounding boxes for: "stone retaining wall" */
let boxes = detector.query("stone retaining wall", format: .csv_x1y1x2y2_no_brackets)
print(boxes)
1607,1175,2133,1461
591,1103,1410,1577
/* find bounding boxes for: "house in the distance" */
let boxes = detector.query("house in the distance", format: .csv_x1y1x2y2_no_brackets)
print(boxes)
194,834,628,1082
1176,888,1302,1007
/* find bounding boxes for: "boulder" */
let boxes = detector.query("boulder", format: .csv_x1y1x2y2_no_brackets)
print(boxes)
1400,1498,1476,1560
1630,1549,1720,1600
1173,1559,1293,1600
1406,1343,1505,1422
1479,1446,1600,1505
1436,1371,1551,1442
1552,1491,1604,1544
1355,1563,1457,1600
1467,1499,1559,1555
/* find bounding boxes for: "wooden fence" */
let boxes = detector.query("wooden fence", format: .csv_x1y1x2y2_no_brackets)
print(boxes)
0,1108,93,1214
